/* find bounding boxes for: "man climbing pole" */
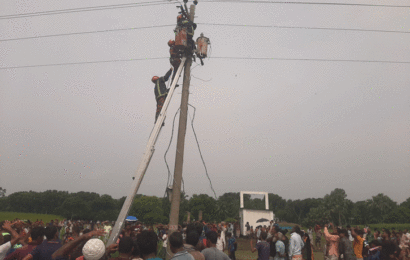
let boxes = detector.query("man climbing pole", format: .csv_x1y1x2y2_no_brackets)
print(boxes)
175,14,197,54
168,40,181,82
181,17,197,52
152,68,173,124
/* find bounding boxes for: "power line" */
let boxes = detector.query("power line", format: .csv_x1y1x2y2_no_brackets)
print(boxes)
164,108,181,196
2,23,408,42
198,23,410,34
201,0,410,8
2,56,409,70
211,57,410,64
0,1,177,20
1,0,406,20
0,25,175,42
188,104,217,199
0,57,168,70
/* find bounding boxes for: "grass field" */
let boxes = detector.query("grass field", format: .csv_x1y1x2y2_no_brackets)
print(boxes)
233,237,325,260
0,212,64,223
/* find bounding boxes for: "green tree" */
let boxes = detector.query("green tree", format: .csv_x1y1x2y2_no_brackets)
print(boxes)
384,207,410,223
0,187,6,197
351,201,371,225
130,196,165,223
218,193,240,220
323,188,351,226
368,193,397,223
268,193,287,212
188,194,217,222
400,197,410,210
91,194,118,220
59,196,90,220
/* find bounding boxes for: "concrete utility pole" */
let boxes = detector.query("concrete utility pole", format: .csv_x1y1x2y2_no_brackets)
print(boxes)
166,4,195,260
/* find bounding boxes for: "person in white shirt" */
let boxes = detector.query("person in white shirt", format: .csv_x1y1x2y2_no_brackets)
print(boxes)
257,227,262,243
216,231,225,251
307,228,313,244
0,221,20,260
288,226,304,260
162,231,168,259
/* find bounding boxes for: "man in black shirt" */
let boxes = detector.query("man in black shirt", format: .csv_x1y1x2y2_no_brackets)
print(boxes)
152,68,173,124
380,229,399,260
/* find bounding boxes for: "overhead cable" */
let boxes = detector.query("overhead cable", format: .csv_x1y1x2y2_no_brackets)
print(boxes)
188,104,217,199
0,25,175,42
2,56,410,70
1,0,407,20
164,108,181,196
198,23,410,34
2,23,409,42
0,57,168,70
201,0,410,8
211,57,410,64
0,1,177,20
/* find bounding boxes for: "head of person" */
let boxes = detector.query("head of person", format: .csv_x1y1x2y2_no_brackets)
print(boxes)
31,227,45,243
137,230,158,258
382,229,391,239
338,229,348,238
73,226,81,236
82,238,106,260
152,76,159,83
1,233,11,245
292,225,301,234
260,231,267,241
272,225,280,234
226,232,231,239
119,237,134,255
205,231,218,247
169,232,184,254
186,231,199,247
44,226,58,240
186,222,203,237
280,231,287,241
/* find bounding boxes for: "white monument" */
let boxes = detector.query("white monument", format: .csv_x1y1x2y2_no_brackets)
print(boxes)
239,191,275,236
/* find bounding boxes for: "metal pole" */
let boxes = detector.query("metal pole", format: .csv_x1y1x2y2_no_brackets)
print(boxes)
166,5,195,260
106,58,186,247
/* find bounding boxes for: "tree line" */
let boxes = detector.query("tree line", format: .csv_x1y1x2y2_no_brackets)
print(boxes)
0,188,409,226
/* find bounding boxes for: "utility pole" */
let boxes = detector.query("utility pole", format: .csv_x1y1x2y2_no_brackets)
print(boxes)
166,4,195,260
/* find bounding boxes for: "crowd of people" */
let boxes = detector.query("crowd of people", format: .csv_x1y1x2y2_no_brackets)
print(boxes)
244,221,410,260
1,219,409,260
310,223,410,260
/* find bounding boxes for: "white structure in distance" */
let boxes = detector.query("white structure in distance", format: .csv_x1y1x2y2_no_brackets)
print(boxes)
239,191,275,236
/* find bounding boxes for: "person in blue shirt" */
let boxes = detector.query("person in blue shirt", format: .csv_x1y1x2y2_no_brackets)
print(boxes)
227,232,237,260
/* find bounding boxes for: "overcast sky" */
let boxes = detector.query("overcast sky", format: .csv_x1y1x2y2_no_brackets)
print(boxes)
1,0,409,204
